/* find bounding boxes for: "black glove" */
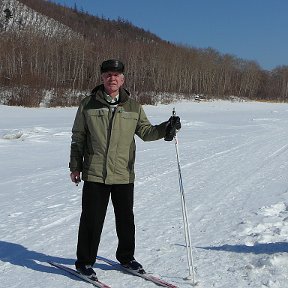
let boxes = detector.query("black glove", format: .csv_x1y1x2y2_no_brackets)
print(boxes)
164,116,181,141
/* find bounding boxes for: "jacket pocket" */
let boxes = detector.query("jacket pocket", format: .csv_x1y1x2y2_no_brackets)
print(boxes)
86,108,109,117
120,111,138,120
118,112,138,135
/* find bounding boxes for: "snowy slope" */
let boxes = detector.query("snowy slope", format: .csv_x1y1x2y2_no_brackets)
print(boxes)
0,0,76,38
1,101,288,288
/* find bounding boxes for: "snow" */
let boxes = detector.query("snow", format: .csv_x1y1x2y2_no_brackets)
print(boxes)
1,100,288,288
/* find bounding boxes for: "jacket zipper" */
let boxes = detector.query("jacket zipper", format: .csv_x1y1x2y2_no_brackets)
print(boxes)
103,105,120,183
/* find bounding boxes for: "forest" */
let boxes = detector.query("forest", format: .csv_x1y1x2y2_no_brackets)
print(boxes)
1,0,288,107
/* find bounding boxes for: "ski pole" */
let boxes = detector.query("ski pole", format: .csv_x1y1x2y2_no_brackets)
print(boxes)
172,108,197,286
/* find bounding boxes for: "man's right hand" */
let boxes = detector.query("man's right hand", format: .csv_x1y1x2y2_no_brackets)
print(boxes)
70,171,81,185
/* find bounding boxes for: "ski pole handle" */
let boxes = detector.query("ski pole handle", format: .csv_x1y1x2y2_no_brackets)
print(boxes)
164,108,180,141
172,107,176,117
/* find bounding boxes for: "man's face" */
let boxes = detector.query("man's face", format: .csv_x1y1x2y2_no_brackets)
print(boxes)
101,71,124,96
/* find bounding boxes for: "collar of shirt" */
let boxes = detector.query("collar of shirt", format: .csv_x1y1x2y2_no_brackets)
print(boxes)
104,92,119,104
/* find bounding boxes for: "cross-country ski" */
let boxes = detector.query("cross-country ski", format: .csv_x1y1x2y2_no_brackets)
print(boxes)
97,256,179,288
48,261,111,288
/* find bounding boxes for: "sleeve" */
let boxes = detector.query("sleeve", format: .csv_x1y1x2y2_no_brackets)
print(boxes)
135,105,167,141
69,103,87,172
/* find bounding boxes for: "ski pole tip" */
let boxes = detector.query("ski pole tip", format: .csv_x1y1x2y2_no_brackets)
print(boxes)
184,275,199,286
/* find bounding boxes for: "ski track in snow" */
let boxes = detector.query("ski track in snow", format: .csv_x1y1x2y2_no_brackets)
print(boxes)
1,101,288,288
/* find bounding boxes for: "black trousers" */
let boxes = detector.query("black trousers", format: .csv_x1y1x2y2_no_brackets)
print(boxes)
75,181,135,267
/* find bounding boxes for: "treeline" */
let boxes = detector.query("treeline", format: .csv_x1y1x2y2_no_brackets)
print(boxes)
1,0,288,107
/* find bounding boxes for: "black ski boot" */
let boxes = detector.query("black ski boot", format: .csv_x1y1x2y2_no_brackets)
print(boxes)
121,260,145,274
76,264,97,280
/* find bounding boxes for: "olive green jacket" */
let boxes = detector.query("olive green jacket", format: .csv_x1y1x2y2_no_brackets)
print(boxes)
69,85,167,184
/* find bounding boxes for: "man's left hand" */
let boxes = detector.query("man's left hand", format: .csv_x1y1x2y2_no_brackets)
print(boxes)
164,116,181,141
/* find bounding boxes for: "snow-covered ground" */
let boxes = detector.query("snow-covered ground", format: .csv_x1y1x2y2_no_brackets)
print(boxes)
1,100,288,288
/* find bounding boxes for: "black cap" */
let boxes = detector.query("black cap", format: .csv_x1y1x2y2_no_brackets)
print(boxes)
100,59,124,73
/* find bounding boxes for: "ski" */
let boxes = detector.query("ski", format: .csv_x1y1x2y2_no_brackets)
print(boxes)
96,256,179,288
48,261,111,288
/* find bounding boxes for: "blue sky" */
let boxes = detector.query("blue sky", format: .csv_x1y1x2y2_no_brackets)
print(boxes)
52,0,288,71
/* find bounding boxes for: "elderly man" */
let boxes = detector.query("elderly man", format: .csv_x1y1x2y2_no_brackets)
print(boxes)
69,59,181,279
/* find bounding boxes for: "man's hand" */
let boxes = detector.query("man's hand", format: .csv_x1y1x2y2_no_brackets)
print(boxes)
70,171,81,185
164,116,181,141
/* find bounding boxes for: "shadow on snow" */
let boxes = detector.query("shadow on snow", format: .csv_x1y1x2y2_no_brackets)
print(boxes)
0,241,112,277
198,242,288,254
